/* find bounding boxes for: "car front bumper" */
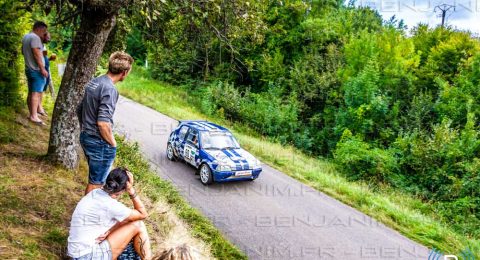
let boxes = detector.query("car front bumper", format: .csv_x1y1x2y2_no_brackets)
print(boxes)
213,168,262,182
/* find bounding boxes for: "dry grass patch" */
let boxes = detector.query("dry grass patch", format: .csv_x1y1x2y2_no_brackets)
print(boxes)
0,112,85,258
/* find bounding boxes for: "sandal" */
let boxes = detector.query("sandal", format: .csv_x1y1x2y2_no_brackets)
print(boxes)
38,111,48,117
29,119,46,126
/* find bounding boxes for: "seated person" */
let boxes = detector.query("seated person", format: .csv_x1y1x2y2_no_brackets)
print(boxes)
68,167,152,259
192,135,198,146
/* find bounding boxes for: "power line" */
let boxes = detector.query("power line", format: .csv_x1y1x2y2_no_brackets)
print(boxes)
434,3,455,27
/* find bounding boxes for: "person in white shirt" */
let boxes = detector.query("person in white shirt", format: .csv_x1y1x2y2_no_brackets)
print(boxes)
68,168,152,259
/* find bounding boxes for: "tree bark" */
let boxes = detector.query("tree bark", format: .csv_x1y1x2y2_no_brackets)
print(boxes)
48,8,118,169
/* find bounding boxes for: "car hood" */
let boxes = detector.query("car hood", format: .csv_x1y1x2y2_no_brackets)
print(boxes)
205,148,257,169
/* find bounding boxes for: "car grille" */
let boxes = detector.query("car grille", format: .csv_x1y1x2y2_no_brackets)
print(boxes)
234,164,251,170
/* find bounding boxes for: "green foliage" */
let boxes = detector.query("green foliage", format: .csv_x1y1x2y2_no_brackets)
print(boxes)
0,107,18,143
203,80,303,146
0,0,29,107
398,116,479,194
435,53,480,127
256,49,287,87
147,44,199,84
334,129,398,182
393,116,480,236
126,27,147,64
424,31,478,83
337,61,390,141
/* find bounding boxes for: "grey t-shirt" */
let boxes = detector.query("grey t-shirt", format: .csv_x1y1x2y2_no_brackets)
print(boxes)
77,75,119,137
22,32,44,70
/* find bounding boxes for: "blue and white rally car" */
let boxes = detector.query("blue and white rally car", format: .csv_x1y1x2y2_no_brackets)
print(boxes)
166,120,262,185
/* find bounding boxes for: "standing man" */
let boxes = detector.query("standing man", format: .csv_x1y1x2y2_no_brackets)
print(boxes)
38,32,56,116
22,21,48,125
77,51,134,195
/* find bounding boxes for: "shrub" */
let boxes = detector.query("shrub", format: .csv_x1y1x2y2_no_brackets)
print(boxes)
334,129,398,182
208,81,243,121
148,45,199,84
205,80,302,145
392,115,480,236
394,117,480,199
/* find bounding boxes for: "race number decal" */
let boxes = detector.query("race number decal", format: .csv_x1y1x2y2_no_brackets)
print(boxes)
183,144,197,165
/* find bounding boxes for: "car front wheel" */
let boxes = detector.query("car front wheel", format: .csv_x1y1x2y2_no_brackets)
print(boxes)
199,164,213,185
167,143,177,161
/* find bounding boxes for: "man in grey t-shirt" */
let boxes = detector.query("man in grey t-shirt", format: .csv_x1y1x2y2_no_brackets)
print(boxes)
77,51,134,194
22,21,48,125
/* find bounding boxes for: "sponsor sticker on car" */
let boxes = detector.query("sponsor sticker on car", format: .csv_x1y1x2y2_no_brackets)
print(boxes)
235,170,252,177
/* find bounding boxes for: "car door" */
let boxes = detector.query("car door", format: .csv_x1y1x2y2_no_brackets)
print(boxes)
183,129,199,166
176,125,189,159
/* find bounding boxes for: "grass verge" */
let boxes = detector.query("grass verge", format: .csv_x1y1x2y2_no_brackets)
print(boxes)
118,70,479,257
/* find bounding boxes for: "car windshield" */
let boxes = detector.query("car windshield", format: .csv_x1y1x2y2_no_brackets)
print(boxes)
201,131,240,149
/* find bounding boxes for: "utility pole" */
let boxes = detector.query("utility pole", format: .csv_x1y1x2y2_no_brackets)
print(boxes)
434,4,455,27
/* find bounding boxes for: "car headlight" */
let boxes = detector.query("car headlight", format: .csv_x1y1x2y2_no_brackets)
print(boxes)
252,159,262,169
217,164,231,172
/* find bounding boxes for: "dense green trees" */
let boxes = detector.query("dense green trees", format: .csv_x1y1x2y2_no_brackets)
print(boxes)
138,1,480,237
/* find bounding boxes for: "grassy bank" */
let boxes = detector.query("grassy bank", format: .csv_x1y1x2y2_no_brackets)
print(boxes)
0,106,86,258
0,64,72,258
0,74,243,259
118,70,479,257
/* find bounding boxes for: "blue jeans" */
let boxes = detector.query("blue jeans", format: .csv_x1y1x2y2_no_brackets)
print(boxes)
25,68,46,93
80,132,117,185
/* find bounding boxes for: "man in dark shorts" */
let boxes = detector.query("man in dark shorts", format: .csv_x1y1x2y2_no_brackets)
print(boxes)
77,51,134,194
22,21,48,125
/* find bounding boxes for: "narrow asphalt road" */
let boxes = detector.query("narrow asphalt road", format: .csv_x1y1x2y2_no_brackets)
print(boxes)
113,96,430,260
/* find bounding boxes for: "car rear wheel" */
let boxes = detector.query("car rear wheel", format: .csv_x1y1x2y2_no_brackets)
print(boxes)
167,143,177,161
200,164,213,185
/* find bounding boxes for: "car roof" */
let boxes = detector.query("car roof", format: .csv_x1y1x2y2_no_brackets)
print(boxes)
179,120,229,132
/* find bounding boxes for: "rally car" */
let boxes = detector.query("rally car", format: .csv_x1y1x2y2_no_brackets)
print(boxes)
166,120,262,185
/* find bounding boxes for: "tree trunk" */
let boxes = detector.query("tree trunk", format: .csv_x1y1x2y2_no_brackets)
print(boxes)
47,9,117,169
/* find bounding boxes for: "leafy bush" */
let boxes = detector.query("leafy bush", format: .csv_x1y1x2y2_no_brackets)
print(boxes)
394,116,480,194
334,129,398,182
148,45,200,85
203,80,302,146
208,81,243,120
241,88,300,144
435,53,480,127
393,116,480,236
